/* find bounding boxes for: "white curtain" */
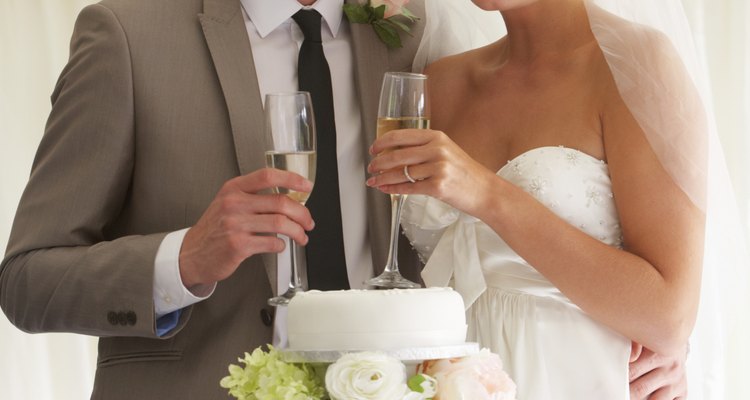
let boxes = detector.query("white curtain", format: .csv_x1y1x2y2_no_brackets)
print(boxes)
681,1,750,398
0,1,748,399
0,1,99,399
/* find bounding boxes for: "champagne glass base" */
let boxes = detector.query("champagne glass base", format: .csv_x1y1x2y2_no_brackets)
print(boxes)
366,271,421,289
268,287,304,307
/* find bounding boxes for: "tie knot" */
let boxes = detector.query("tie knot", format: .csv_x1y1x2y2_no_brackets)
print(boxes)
293,9,323,43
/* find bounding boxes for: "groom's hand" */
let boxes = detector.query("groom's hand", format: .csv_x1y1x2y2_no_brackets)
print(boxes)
178,168,314,288
629,344,687,400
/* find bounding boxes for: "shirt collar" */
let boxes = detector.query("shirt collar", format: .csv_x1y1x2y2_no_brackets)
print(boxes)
240,0,344,38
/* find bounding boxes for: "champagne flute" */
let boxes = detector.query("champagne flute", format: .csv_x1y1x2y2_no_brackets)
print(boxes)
265,92,317,306
366,72,429,289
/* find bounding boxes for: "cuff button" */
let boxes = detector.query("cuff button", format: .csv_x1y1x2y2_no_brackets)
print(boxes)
107,311,118,326
126,311,137,326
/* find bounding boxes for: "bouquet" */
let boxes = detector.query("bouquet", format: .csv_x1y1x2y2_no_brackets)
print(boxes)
221,347,516,400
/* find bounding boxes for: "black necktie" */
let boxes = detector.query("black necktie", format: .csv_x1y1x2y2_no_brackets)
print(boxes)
292,9,350,290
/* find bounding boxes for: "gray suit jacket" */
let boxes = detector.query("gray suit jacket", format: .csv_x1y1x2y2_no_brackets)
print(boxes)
0,0,425,398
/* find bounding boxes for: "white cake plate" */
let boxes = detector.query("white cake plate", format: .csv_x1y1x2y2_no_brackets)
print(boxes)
279,342,480,364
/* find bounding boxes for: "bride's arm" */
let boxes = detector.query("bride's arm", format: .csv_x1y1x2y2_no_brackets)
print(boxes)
367,89,704,361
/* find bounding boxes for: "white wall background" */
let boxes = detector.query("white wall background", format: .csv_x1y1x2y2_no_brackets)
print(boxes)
1,0,748,399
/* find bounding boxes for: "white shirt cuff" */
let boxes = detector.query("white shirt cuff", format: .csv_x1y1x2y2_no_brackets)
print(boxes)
153,228,216,318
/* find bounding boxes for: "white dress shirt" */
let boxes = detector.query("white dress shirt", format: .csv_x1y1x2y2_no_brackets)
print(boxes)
152,0,374,346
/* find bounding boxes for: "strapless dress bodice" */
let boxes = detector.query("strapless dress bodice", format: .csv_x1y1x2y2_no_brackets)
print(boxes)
402,146,631,400
401,146,623,307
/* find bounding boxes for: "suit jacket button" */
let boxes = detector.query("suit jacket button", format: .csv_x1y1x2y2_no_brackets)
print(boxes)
260,308,274,327
126,311,137,326
107,311,118,325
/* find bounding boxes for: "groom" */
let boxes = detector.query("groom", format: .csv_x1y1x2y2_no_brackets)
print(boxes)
1,0,422,397
0,0,684,398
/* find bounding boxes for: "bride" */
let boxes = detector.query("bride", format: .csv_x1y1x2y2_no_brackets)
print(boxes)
364,0,742,398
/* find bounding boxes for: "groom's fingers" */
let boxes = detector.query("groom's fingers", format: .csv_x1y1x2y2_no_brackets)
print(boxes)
630,368,665,399
629,352,685,400
629,348,659,382
640,373,687,400
225,168,313,196
630,341,644,362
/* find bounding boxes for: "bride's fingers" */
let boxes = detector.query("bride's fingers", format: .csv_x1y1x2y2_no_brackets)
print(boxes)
369,129,443,155
368,145,434,174
367,163,429,188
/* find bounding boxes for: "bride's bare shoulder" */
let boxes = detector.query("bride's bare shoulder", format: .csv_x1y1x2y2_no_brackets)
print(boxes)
424,40,502,90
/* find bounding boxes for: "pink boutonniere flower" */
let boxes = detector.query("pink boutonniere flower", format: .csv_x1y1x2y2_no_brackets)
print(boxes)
343,0,419,49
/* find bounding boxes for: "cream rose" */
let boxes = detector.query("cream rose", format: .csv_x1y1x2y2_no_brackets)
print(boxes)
325,352,409,400
423,349,517,400
370,0,411,18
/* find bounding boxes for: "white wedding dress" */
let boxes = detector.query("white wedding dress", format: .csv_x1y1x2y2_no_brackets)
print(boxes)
401,146,631,400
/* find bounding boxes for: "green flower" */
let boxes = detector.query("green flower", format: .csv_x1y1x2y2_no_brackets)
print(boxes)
343,1,419,49
220,346,326,400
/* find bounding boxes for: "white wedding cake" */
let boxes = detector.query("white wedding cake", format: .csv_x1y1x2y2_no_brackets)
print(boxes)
286,287,467,351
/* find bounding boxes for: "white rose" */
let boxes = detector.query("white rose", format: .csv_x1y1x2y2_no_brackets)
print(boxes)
401,392,427,400
325,352,408,400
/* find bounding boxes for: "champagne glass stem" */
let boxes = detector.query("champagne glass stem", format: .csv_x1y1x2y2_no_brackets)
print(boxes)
383,195,405,273
289,238,303,290
268,236,304,306
366,193,419,288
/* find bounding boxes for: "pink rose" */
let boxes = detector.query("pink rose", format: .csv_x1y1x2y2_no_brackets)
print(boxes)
423,349,517,400
370,0,411,19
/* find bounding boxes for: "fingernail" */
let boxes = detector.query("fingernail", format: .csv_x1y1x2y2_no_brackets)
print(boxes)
366,177,375,187
369,145,374,155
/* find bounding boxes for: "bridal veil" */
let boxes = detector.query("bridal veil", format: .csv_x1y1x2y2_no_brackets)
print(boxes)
412,0,750,398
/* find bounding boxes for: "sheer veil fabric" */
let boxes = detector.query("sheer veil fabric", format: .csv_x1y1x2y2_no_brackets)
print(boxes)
413,0,749,398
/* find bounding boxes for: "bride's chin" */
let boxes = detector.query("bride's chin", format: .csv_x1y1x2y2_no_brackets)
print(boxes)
471,0,540,12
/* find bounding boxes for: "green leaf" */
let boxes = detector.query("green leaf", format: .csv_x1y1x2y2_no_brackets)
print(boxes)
373,20,402,49
343,4,370,24
407,374,427,393
371,4,387,20
384,18,411,34
400,7,419,21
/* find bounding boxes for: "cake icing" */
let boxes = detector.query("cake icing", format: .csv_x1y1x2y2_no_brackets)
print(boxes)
286,288,467,351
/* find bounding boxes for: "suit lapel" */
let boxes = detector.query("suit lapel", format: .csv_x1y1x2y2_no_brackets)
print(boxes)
347,0,426,277
348,4,390,154
199,0,265,176
347,2,392,275
199,0,277,293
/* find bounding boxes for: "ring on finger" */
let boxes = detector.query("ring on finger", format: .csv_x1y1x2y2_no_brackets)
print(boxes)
403,165,417,183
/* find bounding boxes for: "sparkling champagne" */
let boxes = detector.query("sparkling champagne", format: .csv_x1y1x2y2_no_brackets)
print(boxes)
376,117,430,139
265,151,317,204
376,117,430,199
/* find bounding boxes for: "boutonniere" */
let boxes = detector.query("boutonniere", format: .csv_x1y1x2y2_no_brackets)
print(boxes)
343,0,419,49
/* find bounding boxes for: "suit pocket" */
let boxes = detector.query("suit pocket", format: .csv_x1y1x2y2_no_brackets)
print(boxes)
97,350,182,367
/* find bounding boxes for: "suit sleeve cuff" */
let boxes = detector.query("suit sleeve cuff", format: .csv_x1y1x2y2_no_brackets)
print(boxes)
153,228,216,317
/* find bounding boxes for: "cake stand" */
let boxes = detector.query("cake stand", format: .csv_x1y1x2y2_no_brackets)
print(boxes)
280,342,480,372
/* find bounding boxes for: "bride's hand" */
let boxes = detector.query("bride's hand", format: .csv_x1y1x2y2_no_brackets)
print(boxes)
366,128,498,216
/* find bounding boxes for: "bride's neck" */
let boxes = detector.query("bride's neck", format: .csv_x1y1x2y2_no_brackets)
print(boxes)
498,0,594,65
